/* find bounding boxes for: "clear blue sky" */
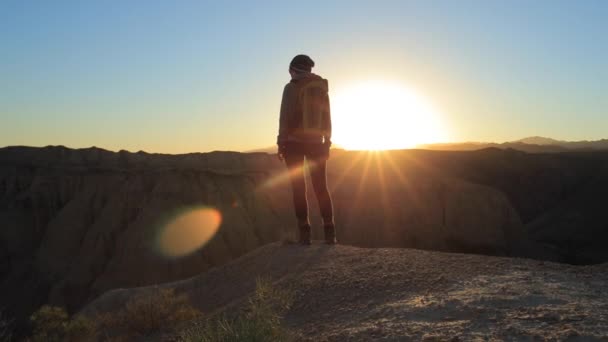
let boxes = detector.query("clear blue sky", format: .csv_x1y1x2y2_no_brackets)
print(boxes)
1,0,607,153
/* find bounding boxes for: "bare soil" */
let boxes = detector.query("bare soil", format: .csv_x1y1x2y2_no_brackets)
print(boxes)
85,242,608,341
280,244,607,341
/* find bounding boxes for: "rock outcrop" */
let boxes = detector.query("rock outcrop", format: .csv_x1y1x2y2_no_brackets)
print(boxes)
0,146,526,330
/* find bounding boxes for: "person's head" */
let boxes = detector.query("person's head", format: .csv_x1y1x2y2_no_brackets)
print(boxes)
289,54,314,77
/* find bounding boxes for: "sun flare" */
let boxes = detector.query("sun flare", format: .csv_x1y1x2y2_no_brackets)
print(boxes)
331,81,447,150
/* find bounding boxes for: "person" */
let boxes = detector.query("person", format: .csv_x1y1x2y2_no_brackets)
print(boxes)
277,54,336,245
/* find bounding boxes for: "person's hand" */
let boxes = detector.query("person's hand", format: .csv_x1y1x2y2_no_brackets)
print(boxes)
277,144,286,161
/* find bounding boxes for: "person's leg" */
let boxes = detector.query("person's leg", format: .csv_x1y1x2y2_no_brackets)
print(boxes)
284,146,311,244
309,153,336,243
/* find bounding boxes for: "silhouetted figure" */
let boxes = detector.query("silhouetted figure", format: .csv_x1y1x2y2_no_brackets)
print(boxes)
277,54,336,245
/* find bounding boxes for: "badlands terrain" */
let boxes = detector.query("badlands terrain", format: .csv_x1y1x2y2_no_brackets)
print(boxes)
1,145,608,337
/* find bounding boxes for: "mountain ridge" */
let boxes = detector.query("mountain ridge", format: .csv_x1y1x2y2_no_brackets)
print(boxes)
419,136,608,152
244,136,608,155
4,136,608,156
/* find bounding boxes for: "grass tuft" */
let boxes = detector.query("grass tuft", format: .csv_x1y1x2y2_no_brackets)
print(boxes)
28,305,94,342
96,287,201,340
179,277,294,342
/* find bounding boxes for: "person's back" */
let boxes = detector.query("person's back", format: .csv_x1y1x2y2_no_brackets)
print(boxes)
277,54,336,245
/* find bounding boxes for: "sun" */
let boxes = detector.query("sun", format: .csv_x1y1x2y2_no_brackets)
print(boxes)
331,81,448,150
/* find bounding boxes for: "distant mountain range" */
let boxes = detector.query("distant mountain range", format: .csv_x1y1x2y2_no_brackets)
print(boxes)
245,144,345,154
249,137,608,154
418,136,608,153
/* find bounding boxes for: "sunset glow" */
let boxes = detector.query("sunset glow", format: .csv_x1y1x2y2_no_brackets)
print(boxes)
2,2,606,152
331,81,448,150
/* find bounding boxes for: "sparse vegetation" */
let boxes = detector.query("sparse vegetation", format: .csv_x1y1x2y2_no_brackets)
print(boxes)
96,287,202,340
29,305,94,342
26,288,201,341
179,277,294,342
0,309,13,342
25,279,290,341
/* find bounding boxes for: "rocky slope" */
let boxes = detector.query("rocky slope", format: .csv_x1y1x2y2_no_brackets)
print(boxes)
407,148,608,263
84,243,608,341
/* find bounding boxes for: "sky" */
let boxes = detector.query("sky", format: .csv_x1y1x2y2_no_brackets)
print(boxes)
1,0,607,153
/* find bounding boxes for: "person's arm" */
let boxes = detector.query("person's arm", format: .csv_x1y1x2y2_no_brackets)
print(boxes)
319,91,332,160
325,94,332,145
277,84,292,160
277,84,290,145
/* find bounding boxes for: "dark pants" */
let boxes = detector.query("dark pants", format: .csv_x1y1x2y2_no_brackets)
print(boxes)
284,142,334,225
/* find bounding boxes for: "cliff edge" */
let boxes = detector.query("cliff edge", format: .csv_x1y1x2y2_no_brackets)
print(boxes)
84,243,608,341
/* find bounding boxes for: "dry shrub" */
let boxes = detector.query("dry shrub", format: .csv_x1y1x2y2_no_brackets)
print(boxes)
29,305,94,342
179,277,293,342
0,308,12,342
97,287,201,340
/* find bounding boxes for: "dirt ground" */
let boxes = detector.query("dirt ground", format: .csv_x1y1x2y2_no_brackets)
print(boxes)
84,243,608,341
280,244,607,341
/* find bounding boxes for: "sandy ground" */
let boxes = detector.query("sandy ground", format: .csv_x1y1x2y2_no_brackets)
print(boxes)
85,243,608,341
280,244,607,341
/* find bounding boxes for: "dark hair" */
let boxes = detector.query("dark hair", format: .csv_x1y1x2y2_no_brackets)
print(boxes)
289,54,315,72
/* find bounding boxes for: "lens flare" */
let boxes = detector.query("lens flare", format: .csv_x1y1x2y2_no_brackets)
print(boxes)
258,159,316,190
157,207,222,258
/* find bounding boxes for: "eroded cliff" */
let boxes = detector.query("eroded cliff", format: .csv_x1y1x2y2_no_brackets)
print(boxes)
0,146,530,329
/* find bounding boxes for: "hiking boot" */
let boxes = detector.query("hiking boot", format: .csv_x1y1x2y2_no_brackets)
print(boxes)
324,224,337,245
299,224,312,245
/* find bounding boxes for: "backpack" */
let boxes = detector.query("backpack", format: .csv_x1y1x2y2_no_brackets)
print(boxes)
291,79,331,139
